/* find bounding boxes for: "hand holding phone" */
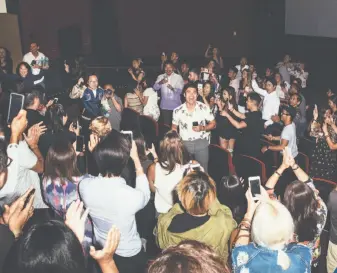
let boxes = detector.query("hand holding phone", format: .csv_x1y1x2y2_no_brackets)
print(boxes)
7,93,25,124
121,131,133,143
248,176,261,201
23,189,35,210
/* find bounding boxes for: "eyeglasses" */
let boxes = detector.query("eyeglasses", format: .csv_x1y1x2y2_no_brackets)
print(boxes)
7,157,13,167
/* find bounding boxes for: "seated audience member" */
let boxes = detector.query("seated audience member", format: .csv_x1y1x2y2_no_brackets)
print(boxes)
24,90,45,129
141,79,160,121
80,130,150,273
147,130,190,214
218,175,247,224
328,187,337,273
0,110,47,209
262,105,298,160
265,149,327,265
38,104,77,158
232,190,311,272
154,61,184,125
101,84,123,131
157,170,237,263
221,92,264,157
148,240,229,273
252,76,280,133
3,202,120,273
216,86,239,153
124,81,144,114
172,83,216,172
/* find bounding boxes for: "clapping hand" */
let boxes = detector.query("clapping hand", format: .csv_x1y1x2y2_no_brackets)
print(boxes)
65,200,89,243
10,110,28,137
24,122,47,148
128,68,133,75
88,134,99,152
2,187,35,238
313,104,318,121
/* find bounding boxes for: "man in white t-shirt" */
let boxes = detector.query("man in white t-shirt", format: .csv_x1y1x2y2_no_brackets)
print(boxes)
172,83,216,171
23,42,49,77
261,105,298,159
0,110,47,208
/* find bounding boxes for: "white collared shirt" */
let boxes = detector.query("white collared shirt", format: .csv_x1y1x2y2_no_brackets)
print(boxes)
23,51,47,75
235,64,249,79
172,101,215,141
252,80,280,127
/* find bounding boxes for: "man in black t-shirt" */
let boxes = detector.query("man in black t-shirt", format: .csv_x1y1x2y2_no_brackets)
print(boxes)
220,92,263,157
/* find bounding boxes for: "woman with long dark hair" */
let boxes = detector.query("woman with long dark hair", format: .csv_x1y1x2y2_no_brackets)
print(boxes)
216,86,239,152
0,47,13,74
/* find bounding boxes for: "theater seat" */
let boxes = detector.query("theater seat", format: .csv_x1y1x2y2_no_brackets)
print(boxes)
208,144,235,187
297,152,310,173
313,177,337,205
140,115,159,147
235,154,267,184
120,108,141,132
298,137,315,157
260,138,279,178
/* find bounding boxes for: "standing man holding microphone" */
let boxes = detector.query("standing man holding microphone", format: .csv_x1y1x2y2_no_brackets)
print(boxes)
154,61,184,125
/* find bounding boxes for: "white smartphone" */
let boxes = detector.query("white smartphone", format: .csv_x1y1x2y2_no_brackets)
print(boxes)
197,83,203,92
248,176,261,200
7,93,25,124
190,163,201,171
121,130,133,143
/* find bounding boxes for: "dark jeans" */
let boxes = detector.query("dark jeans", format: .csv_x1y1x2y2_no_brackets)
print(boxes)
114,249,148,273
160,109,173,126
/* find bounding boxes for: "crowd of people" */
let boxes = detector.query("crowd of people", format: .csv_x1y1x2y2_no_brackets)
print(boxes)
0,41,337,273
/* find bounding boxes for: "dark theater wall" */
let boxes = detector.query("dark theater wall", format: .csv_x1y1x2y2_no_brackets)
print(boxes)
19,0,92,58
115,0,255,59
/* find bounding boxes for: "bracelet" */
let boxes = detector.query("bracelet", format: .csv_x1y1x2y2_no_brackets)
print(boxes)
264,185,274,190
275,171,282,176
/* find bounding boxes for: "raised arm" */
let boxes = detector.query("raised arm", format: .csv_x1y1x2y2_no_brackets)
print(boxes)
252,80,268,97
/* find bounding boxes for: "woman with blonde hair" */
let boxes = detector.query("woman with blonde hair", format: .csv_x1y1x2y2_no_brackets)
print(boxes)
89,116,112,138
156,170,237,263
232,188,311,272
147,130,190,213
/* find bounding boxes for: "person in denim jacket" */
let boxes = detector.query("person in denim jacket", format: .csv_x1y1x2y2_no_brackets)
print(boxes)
232,187,311,273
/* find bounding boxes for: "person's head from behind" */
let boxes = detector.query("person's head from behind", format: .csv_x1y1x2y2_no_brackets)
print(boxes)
246,92,261,111
188,68,199,82
94,130,130,177
177,171,216,216
252,200,294,269
87,74,99,90
16,62,31,78
159,130,189,173
265,77,276,93
283,181,318,242
45,104,67,133
183,83,198,106
4,220,85,273
218,175,246,222
133,132,148,162
228,67,238,80
45,139,80,182
24,90,41,110
240,57,247,67
0,140,8,189
148,240,228,273
29,42,39,55
289,93,301,108
89,116,112,138
328,95,337,112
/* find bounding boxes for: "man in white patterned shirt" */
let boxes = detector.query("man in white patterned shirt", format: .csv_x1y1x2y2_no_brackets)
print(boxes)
172,83,216,171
